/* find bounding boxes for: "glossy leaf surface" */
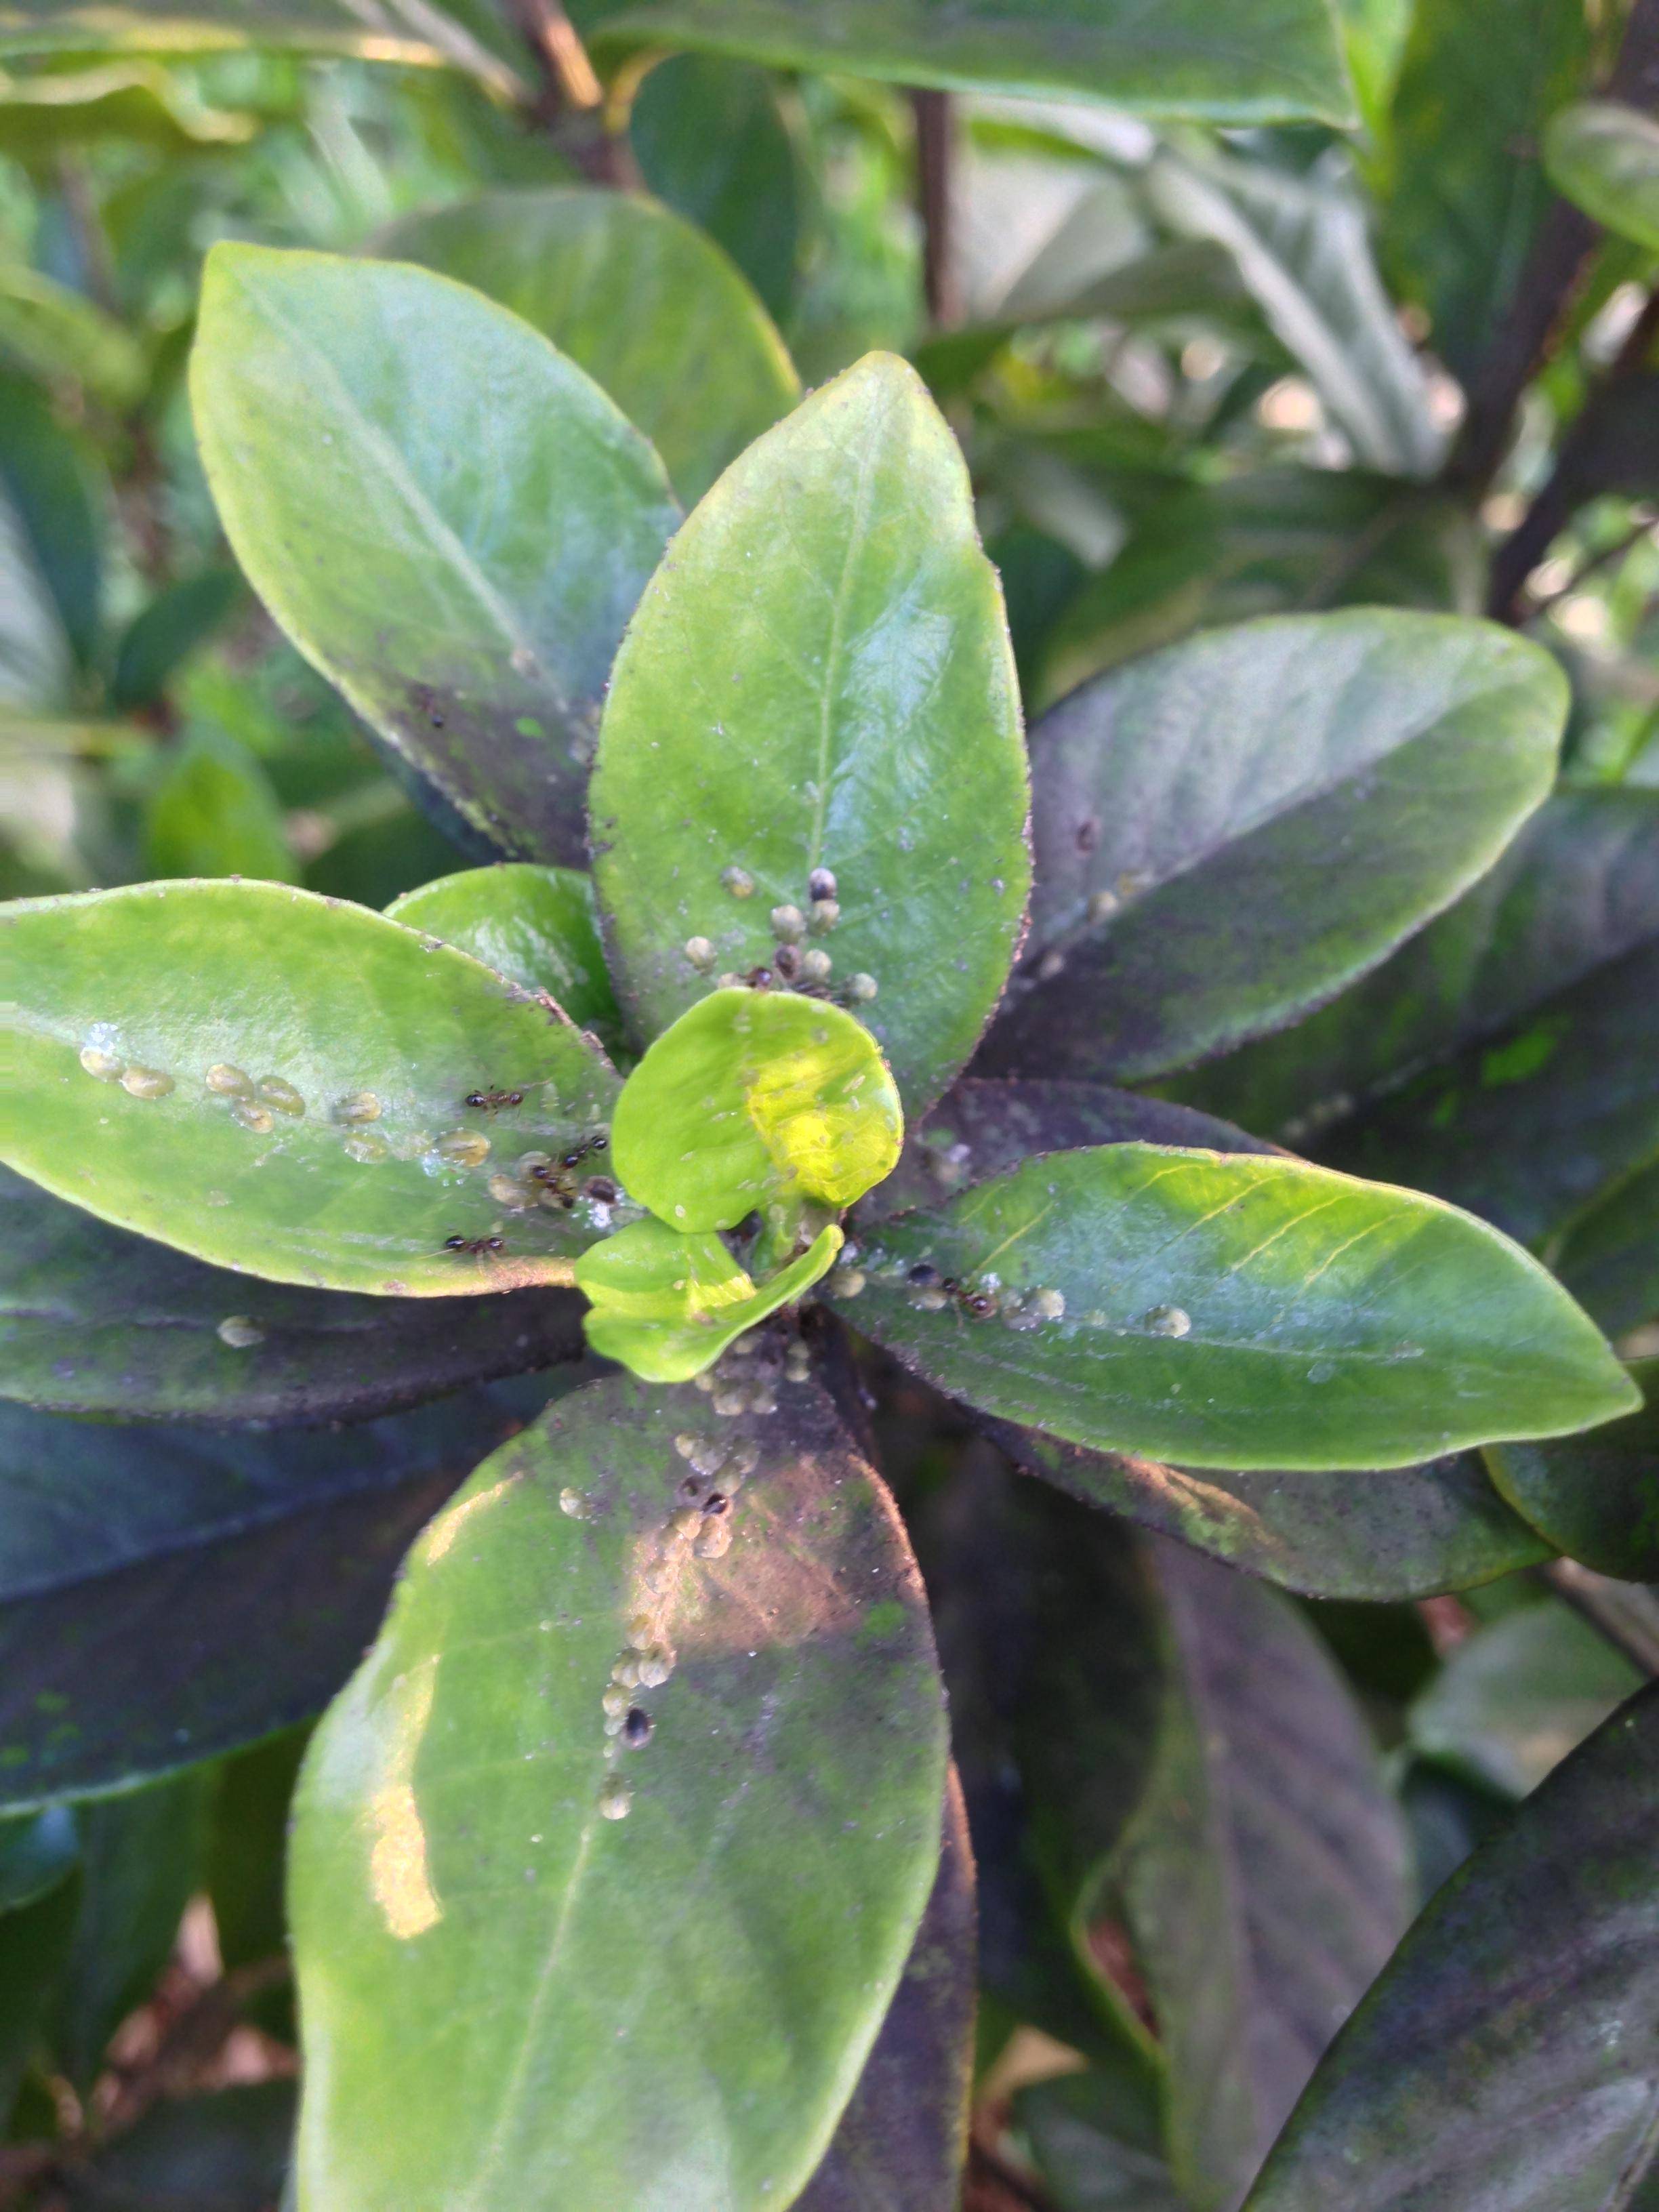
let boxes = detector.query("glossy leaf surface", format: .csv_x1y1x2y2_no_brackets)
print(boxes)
612,988,902,1231
291,1374,947,2212
1545,99,1659,249
837,1146,1633,1470
996,1422,1548,1601
0,881,620,1296
590,352,1029,1118
191,243,678,866
0,1384,555,1809
574,1216,842,1379
379,186,798,506
0,1165,584,1425
572,0,1356,122
1488,1361,1659,1579
1246,1681,1659,2211
386,863,626,1060
985,613,1565,1084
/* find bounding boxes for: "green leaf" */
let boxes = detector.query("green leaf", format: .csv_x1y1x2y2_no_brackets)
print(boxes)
576,1216,842,1379
795,1774,976,2211
1554,1159,1659,1333
611,987,903,1233
983,612,1565,1086
1244,1680,1659,2211
386,863,626,1062
0,880,621,1296
111,569,242,710
1408,1602,1642,1801
1381,0,1592,377
0,259,146,407
0,1870,79,2130
0,1383,557,1809
210,1729,309,1973
289,1373,947,2212
143,733,298,884
996,1424,1549,1601
1168,787,1659,1148
590,352,1029,1118
0,58,258,159
1545,99,1659,249
378,186,799,508
571,0,1357,124
0,1805,78,1914
1141,146,1442,477
190,242,678,867
1017,2068,1185,2212
0,481,69,711
1038,468,1483,707
75,2083,298,2212
630,56,804,325
833,1146,1636,1470
1488,1366,1659,1578
0,1,527,97
0,371,105,670
1078,1537,1410,2207
55,1772,214,2087
0,1165,586,1425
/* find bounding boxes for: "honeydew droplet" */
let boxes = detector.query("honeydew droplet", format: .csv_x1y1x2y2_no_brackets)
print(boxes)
120,1065,174,1101
79,1046,125,1082
516,1151,552,1178
434,1129,491,1168
1030,1288,1067,1322
798,948,832,984
832,1267,866,1298
488,1174,536,1208
558,1487,586,1518
1145,1304,1191,1338
336,1091,382,1124
344,1133,388,1163
684,937,716,970
230,1098,274,1134
912,1286,949,1312
770,903,805,942
598,1779,632,1821
204,1063,252,1097
256,1076,305,1118
720,865,756,898
845,973,878,1002
216,1315,264,1349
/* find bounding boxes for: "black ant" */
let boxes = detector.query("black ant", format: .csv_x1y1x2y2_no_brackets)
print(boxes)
465,1088,525,1111
445,1233,504,1256
906,1260,995,1318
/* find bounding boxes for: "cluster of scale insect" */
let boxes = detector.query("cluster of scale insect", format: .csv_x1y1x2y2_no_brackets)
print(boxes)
683,865,878,1008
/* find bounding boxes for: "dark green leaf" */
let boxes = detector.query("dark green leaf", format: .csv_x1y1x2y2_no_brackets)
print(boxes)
0,262,146,407
0,371,104,670
1488,1361,1659,1578
55,1773,214,2087
289,1374,947,2211
1244,1680,1659,2211
572,0,1357,124
1142,146,1441,476
377,186,799,506
1038,469,1483,707
0,1872,79,2130
1381,0,1593,377
995,1422,1549,1601
611,988,902,1231
386,864,626,1061
70,2083,298,2212
0,1165,586,1425
1545,99,1659,249
0,1805,79,1913
110,571,242,711
836,1146,1634,1470
1016,2068,1185,2212
1555,1156,1659,1332
590,352,1029,1116
1168,786,1659,1147
1407,1602,1641,1800
982,612,1565,1085
796,1773,975,2212
190,242,678,867
0,1381,562,1808
0,881,621,1296
209,1729,308,1973
630,56,803,324
0,482,70,711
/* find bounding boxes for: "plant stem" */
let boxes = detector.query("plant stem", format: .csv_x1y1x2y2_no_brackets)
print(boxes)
1542,1559,1659,1675
1447,0,1659,496
912,89,963,331
508,0,636,187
